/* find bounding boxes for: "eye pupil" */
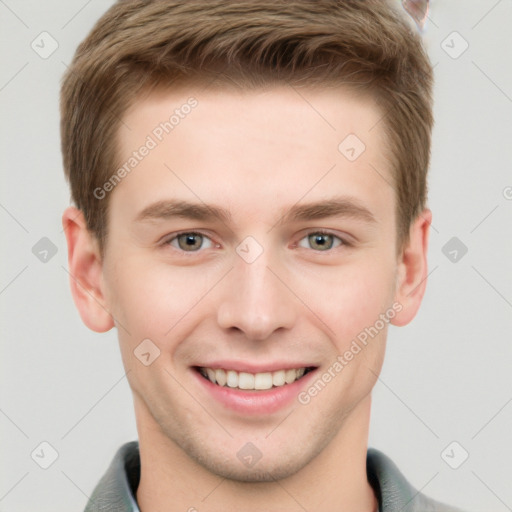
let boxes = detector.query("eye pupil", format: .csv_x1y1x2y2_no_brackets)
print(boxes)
309,233,333,250
178,233,202,250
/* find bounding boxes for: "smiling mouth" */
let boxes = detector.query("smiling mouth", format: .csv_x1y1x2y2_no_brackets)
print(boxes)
194,366,316,391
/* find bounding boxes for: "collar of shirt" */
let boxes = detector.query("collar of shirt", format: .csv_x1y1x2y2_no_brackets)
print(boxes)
84,441,463,512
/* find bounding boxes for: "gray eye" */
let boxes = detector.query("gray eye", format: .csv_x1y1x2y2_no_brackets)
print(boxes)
169,233,213,252
298,232,342,251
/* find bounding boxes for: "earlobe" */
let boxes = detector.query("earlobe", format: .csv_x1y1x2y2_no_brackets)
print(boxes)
62,206,115,333
391,209,432,327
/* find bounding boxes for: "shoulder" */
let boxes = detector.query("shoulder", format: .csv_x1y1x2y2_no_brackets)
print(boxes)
367,448,467,512
84,441,140,512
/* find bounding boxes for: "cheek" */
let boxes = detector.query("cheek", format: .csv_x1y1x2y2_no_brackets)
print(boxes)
304,259,397,347
104,254,213,345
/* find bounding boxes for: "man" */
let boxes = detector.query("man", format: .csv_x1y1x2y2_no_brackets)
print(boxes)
60,0,465,510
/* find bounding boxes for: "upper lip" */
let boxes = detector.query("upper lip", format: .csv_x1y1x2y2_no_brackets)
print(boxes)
194,361,317,373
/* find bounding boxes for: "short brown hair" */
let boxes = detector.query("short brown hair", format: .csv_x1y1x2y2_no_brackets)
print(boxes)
60,0,433,256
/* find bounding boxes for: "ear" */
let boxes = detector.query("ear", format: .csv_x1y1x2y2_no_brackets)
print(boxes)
62,206,115,332
391,208,432,327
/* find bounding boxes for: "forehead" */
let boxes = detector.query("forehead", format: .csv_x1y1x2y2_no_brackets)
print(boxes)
111,84,395,225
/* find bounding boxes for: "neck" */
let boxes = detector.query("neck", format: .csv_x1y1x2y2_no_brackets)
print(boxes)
135,393,378,512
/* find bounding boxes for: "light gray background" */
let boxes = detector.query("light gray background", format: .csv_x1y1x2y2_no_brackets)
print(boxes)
1,1,511,511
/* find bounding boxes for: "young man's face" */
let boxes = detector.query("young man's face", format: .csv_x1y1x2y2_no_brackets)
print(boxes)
65,84,429,482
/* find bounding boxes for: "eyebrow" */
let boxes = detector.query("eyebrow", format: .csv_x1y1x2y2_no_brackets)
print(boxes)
280,197,377,225
135,200,231,224
134,197,377,225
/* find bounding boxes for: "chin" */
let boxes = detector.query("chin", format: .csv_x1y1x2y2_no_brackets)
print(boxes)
182,440,315,483
200,457,308,483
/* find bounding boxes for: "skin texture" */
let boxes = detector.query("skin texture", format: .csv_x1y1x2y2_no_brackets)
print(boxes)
63,84,431,512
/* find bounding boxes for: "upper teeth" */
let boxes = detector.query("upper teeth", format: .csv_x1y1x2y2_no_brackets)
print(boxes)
199,367,307,390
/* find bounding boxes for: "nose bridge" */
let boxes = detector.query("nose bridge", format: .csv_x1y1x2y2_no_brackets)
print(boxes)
216,241,296,339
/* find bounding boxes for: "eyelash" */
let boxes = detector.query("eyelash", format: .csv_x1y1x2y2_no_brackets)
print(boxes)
161,230,351,255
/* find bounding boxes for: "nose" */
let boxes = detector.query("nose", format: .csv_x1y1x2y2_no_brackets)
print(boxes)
216,246,297,340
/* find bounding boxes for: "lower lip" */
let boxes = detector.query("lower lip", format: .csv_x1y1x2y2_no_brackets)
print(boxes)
192,368,318,415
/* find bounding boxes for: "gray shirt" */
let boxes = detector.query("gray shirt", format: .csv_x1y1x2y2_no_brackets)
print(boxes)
84,441,465,511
